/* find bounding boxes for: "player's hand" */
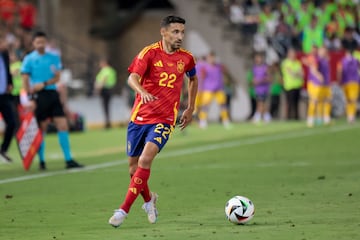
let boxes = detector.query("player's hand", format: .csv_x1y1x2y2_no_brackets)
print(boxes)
24,100,36,112
32,83,45,92
6,84,13,93
140,91,158,104
179,108,193,130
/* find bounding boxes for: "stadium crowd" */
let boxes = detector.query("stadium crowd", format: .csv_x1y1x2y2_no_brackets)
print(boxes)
212,0,360,125
219,0,360,58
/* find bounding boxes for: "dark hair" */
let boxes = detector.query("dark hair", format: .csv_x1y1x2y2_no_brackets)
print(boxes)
160,15,186,28
32,31,47,40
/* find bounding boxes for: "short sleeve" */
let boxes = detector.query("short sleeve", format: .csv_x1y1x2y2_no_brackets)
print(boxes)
128,47,152,77
21,55,31,74
54,55,62,71
186,55,196,72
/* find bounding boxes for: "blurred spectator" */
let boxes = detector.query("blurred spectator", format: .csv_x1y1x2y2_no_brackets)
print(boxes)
94,58,117,129
194,56,206,118
325,13,341,40
17,0,36,31
229,0,245,27
297,1,315,31
302,15,324,53
324,33,342,51
252,52,271,123
273,13,292,58
223,65,235,120
0,33,16,163
246,67,257,120
258,4,276,37
336,47,360,124
269,62,282,119
198,52,231,129
0,0,16,27
341,27,358,52
305,46,331,127
240,0,260,42
9,51,21,104
281,48,304,120
9,51,21,129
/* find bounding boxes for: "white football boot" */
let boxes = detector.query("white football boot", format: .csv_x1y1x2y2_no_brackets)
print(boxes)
108,209,127,228
142,192,158,224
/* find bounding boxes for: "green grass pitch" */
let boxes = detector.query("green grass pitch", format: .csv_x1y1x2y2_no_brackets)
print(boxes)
1,121,359,240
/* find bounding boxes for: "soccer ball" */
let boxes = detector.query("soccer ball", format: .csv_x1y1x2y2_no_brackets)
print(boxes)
225,196,255,224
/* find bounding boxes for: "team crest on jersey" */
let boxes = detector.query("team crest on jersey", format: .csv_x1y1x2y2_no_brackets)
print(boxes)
177,59,185,73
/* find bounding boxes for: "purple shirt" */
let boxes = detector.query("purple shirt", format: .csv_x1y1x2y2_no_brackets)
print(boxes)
196,60,206,91
340,56,360,84
253,64,270,95
201,63,224,91
309,56,330,86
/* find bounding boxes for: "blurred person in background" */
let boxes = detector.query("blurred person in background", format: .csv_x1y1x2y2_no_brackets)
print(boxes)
341,27,359,53
252,52,271,123
305,46,331,127
336,45,360,124
281,48,304,120
273,13,292,59
193,56,206,119
17,0,36,31
94,58,117,129
0,0,16,27
269,62,282,119
198,51,231,129
21,31,83,170
0,33,15,163
302,15,324,54
246,66,257,120
9,51,22,129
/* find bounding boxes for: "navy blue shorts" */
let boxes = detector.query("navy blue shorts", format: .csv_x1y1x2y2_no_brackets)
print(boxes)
127,122,174,157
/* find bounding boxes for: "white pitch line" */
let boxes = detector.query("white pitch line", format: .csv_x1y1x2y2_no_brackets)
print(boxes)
0,124,357,185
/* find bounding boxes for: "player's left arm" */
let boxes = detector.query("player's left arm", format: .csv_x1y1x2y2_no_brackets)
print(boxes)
180,68,198,130
43,56,62,86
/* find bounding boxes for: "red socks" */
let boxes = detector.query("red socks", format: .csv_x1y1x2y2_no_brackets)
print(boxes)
120,167,151,213
130,172,152,203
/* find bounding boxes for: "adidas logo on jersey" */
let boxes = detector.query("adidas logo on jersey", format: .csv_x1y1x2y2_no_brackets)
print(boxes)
154,60,163,67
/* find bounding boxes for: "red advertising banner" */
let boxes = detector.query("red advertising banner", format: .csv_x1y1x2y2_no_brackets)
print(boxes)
16,111,42,171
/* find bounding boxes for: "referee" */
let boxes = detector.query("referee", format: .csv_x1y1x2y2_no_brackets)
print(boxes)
21,31,83,170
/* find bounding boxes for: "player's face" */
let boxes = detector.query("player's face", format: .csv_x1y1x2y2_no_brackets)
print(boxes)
33,36,47,53
162,23,185,52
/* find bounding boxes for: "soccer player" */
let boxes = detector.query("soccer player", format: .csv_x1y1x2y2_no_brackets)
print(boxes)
108,15,198,228
0,33,16,163
197,51,231,129
252,52,271,123
21,31,83,170
337,47,360,123
306,46,331,127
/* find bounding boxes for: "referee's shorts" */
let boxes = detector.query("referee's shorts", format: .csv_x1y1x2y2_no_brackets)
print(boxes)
34,90,65,122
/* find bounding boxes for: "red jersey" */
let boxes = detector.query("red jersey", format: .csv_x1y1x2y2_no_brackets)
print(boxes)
128,41,196,125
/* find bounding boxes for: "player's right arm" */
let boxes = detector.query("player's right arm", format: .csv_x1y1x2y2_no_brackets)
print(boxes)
127,73,157,104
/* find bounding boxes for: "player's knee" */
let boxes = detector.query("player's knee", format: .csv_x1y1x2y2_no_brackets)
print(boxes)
55,118,69,131
138,155,154,169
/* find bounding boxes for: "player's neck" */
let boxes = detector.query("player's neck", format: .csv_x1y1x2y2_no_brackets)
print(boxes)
161,39,176,54
36,49,46,55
